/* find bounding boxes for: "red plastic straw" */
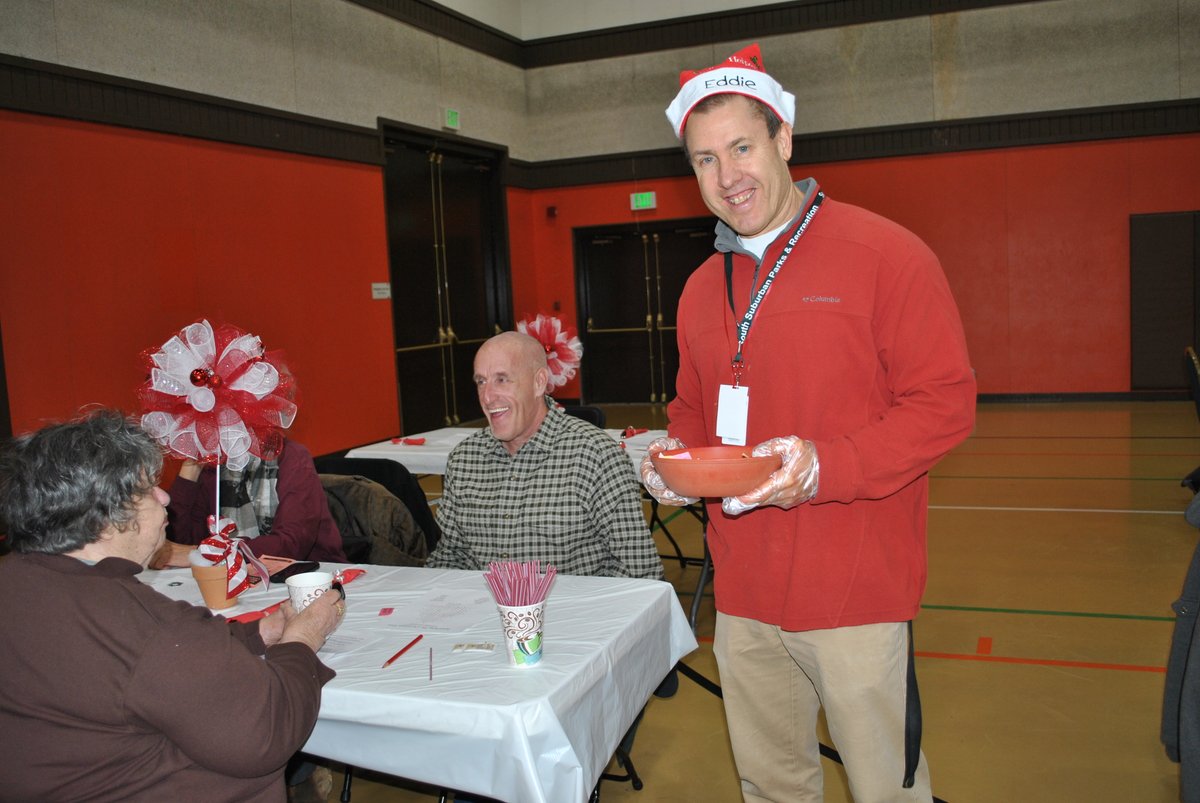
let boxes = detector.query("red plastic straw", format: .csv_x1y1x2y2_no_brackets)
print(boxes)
484,560,556,606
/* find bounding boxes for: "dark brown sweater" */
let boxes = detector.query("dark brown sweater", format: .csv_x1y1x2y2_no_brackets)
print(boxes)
0,552,335,801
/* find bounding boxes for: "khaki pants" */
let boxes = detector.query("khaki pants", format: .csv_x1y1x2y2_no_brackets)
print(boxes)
713,613,932,803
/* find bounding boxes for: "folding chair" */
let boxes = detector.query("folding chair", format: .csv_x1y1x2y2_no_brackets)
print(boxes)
562,405,607,429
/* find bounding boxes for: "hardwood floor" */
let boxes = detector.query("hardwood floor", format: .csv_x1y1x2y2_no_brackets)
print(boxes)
320,401,1198,802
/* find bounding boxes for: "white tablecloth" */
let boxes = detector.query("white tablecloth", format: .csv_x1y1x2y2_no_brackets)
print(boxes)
142,564,697,803
345,427,666,475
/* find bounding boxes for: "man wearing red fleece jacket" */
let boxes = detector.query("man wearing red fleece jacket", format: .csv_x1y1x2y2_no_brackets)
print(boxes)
643,44,976,803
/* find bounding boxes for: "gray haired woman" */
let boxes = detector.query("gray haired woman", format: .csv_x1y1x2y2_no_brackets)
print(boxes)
0,409,344,802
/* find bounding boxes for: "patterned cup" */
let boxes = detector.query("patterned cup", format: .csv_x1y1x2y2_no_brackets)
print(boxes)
285,571,333,612
497,602,545,667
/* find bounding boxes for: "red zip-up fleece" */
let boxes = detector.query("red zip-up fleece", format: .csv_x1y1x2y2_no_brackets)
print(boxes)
668,179,976,631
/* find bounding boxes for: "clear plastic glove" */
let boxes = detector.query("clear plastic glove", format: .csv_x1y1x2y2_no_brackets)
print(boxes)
722,436,819,516
639,436,701,506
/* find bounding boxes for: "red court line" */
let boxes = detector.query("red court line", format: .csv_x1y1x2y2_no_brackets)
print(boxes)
694,639,1160,672
943,451,1194,457
916,650,1164,673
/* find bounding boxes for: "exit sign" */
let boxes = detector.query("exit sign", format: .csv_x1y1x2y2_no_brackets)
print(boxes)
630,191,657,211
443,108,461,130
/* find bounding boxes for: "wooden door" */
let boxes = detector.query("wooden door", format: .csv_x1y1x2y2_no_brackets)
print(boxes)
1130,212,1199,390
652,225,717,401
575,218,714,403
383,130,511,432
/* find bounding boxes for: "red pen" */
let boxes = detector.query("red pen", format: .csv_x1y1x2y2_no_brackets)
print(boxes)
382,634,423,668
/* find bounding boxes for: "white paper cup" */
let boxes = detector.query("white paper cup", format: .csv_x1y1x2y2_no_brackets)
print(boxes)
497,602,544,667
286,571,333,612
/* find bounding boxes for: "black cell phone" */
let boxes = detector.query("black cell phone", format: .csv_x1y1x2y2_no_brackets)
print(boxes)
269,560,320,582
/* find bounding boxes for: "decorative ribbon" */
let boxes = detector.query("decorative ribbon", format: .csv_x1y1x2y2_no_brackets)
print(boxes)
138,319,298,471
196,516,271,599
516,314,582,389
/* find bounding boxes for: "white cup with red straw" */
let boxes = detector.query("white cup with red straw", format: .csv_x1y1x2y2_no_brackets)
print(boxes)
484,561,557,667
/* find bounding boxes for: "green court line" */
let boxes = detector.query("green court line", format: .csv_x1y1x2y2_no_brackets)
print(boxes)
921,603,1172,622
650,514,1177,623
649,507,686,533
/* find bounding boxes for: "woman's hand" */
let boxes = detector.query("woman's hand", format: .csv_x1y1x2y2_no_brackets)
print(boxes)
278,591,345,653
149,540,194,569
257,601,297,647
177,459,203,482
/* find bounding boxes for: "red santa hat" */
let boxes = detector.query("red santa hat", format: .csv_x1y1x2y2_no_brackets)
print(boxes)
664,43,795,139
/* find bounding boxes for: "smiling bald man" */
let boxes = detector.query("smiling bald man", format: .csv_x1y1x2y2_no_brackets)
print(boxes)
425,332,663,580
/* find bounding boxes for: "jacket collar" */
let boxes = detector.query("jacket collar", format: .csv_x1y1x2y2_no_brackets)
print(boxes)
713,177,821,262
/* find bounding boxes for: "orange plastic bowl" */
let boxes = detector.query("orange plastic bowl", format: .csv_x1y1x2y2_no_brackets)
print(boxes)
650,446,781,499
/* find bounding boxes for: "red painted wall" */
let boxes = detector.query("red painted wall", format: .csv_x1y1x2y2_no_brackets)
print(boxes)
507,133,1200,394
3,107,1197,455
0,111,399,457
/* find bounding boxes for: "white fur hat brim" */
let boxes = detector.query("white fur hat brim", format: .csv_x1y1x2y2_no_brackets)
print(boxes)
665,65,795,138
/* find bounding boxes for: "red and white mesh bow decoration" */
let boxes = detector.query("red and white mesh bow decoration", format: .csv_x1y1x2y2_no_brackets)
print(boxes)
197,516,270,598
516,314,583,389
138,319,297,470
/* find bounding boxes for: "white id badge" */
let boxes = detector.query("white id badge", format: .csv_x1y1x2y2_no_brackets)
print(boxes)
716,384,749,446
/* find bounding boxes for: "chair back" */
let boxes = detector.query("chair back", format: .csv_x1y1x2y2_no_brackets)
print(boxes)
562,405,606,429
320,474,428,566
314,452,440,552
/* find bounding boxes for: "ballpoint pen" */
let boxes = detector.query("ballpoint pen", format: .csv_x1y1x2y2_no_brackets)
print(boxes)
382,634,423,668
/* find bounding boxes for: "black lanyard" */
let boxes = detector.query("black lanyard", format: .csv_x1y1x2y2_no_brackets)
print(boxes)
723,192,824,386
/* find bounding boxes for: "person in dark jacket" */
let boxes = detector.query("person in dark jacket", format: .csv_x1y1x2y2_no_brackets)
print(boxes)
0,409,344,802
1164,493,1200,802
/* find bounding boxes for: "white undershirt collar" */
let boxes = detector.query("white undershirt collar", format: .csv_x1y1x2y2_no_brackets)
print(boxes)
737,221,789,261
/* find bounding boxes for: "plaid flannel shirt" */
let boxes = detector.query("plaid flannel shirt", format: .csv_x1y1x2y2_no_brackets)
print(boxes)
428,406,664,580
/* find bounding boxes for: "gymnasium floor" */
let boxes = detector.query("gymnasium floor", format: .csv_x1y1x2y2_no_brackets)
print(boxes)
336,400,1197,802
